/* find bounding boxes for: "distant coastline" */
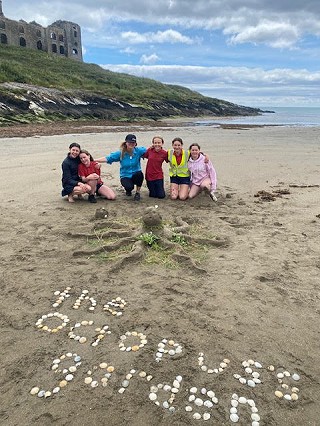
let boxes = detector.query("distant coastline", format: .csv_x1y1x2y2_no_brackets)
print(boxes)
189,106,320,127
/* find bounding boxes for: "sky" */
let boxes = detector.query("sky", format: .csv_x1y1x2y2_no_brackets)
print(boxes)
2,1,320,107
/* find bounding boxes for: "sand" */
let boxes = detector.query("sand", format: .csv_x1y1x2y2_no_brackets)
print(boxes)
1,124,320,425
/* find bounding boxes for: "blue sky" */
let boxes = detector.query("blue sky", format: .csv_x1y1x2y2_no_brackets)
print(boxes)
3,1,320,107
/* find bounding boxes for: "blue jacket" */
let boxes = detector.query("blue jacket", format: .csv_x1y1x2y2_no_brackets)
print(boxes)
106,147,147,178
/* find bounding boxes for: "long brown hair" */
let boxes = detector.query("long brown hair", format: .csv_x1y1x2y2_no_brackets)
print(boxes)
79,149,94,161
120,140,136,159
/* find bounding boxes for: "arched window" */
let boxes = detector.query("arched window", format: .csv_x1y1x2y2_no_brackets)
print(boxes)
1,33,8,44
74,41,78,47
74,30,77,37
50,32,56,40
19,37,26,47
59,45,64,54
37,40,42,50
36,30,41,37
52,44,57,53
72,48,78,55
0,21,5,30
19,25,25,33
58,34,64,42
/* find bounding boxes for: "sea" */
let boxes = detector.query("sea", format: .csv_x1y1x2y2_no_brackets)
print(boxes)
192,106,320,127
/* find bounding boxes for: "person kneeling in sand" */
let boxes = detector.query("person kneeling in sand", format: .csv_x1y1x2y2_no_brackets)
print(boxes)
61,142,92,203
78,150,116,203
188,143,217,202
95,134,147,202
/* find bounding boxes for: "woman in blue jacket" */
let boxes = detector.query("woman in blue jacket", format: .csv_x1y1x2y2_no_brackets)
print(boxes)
96,134,147,201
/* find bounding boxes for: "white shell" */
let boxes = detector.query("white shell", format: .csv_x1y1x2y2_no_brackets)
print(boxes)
190,387,197,393
203,413,211,420
194,398,204,407
185,406,193,412
149,392,157,401
65,374,74,381
230,413,239,422
30,387,39,395
251,413,260,422
292,373,300,381
207,390,215,398
238,397,247,404
193,413,201,420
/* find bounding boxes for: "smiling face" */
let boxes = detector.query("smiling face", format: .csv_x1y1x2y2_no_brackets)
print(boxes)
69,146,80,159
152,137,164,152
126,141,136,152
190,145,200,160
79,152,90,166
172,140,183,155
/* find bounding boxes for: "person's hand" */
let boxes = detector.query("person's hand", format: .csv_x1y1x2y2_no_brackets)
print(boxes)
95,163,101,170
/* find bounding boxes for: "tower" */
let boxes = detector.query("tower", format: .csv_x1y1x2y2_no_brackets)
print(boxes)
0,1,3,17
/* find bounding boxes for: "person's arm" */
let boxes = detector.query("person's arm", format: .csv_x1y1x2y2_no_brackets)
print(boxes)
95,157,107,163
95,151,121,164
206,161,217,191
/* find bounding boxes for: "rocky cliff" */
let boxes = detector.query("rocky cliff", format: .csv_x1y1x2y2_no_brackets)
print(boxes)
0,82,263,126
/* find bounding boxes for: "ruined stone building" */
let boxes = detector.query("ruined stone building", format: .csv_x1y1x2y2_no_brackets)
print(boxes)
0,0,83,61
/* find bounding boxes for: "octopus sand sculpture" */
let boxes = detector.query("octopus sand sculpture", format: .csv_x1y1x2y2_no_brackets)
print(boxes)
71,206,228,273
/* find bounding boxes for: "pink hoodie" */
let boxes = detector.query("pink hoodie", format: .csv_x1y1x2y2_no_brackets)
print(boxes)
188,153,217,191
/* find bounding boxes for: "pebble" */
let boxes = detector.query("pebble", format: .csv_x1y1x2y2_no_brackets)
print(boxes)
149,392,157,401
30,387,39,395
275,390,283,398
292,373,300,381
230,413,239,422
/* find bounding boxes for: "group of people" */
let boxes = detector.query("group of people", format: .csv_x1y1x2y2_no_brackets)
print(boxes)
61,134,217,204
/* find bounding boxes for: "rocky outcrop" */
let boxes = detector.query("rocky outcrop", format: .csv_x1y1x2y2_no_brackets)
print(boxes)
0,82,263,125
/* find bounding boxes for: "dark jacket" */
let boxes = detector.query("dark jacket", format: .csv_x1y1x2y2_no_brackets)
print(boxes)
61,154,80,196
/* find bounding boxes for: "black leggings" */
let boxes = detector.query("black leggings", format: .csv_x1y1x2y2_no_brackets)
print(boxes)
147,179,165,198
120,171,144,192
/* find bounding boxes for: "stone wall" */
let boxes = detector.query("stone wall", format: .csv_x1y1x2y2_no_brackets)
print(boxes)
0,1,82,61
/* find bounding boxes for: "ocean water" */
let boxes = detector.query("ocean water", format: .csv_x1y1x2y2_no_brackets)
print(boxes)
193,107,320,127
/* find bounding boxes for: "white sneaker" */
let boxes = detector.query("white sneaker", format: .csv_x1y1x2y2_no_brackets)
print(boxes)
209,191,217,202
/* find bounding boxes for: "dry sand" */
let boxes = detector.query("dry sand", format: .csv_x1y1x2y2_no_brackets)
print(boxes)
1,124,320,425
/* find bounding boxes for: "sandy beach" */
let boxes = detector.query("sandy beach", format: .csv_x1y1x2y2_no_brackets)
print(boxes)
1,124,320,425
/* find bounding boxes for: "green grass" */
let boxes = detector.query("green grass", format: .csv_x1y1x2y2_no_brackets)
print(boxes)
0,44,222,106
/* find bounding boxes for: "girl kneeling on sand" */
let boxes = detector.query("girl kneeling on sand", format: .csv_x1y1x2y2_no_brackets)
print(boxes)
61,142,92,203
78,150,116,203
167,137,191,200
188,143,217,202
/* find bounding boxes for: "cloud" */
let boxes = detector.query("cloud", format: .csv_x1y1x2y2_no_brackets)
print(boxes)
121,29,194,45
100,63,320,106
140,53,160,64
140,54,160,65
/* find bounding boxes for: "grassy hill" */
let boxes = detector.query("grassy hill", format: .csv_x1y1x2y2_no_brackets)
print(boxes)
0,44,261,125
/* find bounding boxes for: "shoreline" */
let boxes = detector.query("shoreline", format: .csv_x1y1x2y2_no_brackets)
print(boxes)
1,117,319,139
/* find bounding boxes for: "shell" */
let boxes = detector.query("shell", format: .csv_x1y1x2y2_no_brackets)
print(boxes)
275,390,283,398
230,413,239,422
30,387,39,395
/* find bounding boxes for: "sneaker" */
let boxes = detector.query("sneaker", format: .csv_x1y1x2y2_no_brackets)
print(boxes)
133,192,141,201
126,190,132,196
88,194,97,203
209,192,217,202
